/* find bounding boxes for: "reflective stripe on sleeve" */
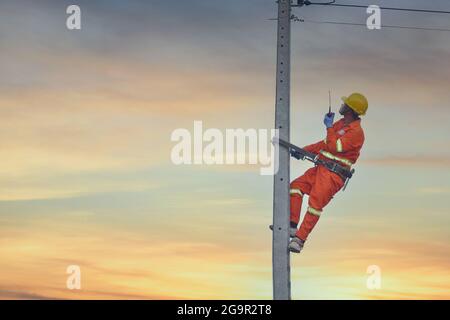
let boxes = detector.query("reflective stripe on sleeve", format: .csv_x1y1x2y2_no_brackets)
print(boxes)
307,206,322,217
336,139,343,152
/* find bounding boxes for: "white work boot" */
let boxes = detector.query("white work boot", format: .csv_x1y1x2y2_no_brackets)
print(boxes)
269,225,297,238
289,237,305,253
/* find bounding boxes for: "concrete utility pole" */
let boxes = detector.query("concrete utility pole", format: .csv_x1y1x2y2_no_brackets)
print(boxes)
272,0,291,300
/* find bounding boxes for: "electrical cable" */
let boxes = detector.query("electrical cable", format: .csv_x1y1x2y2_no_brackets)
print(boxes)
294,17,450,32
294,1,450,15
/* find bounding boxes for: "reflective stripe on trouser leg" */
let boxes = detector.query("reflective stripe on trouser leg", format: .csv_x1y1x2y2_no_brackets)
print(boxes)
289,188,304,226
297,207,322,240
290,189,303,197
307,206,322,217
297,212,320,241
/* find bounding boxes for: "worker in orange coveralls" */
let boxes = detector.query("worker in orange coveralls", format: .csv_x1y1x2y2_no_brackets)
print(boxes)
288,93,368,253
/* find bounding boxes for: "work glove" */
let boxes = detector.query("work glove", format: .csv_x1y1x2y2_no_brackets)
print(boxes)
290,150,305,160
323,112,335,128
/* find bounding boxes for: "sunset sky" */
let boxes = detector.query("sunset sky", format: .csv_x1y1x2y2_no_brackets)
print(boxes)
0,0,449,299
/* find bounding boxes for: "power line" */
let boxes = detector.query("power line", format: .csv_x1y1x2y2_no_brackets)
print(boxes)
293,1,450,15
269,16,450,32
293,17,450,32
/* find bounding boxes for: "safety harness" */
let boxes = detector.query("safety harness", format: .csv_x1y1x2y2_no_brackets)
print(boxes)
274,137,355,191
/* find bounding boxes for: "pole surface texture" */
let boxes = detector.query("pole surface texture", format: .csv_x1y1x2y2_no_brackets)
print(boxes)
272,0,291,300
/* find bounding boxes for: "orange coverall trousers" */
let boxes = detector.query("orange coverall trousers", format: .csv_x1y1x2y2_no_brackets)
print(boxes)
290,165,345,241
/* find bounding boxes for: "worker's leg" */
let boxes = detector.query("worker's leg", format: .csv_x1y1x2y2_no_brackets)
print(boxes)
296,166,345,241
290,167,316,226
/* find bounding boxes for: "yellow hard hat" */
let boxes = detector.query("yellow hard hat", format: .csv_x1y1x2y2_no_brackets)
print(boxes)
341,93,368,116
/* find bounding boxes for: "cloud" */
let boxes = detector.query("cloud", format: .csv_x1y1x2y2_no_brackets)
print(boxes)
0,216,261,299
0,0,449,300
361,156,450,167
0,289,58,300
417,187,450,194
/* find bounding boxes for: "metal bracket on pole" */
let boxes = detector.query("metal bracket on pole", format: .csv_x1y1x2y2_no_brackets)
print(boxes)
272,0,291,300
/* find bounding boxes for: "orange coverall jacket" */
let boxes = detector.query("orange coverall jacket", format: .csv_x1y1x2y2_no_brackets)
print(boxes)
290,118,365,241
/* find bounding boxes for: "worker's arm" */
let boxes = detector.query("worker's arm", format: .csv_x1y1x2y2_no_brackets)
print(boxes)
303,140,326,154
